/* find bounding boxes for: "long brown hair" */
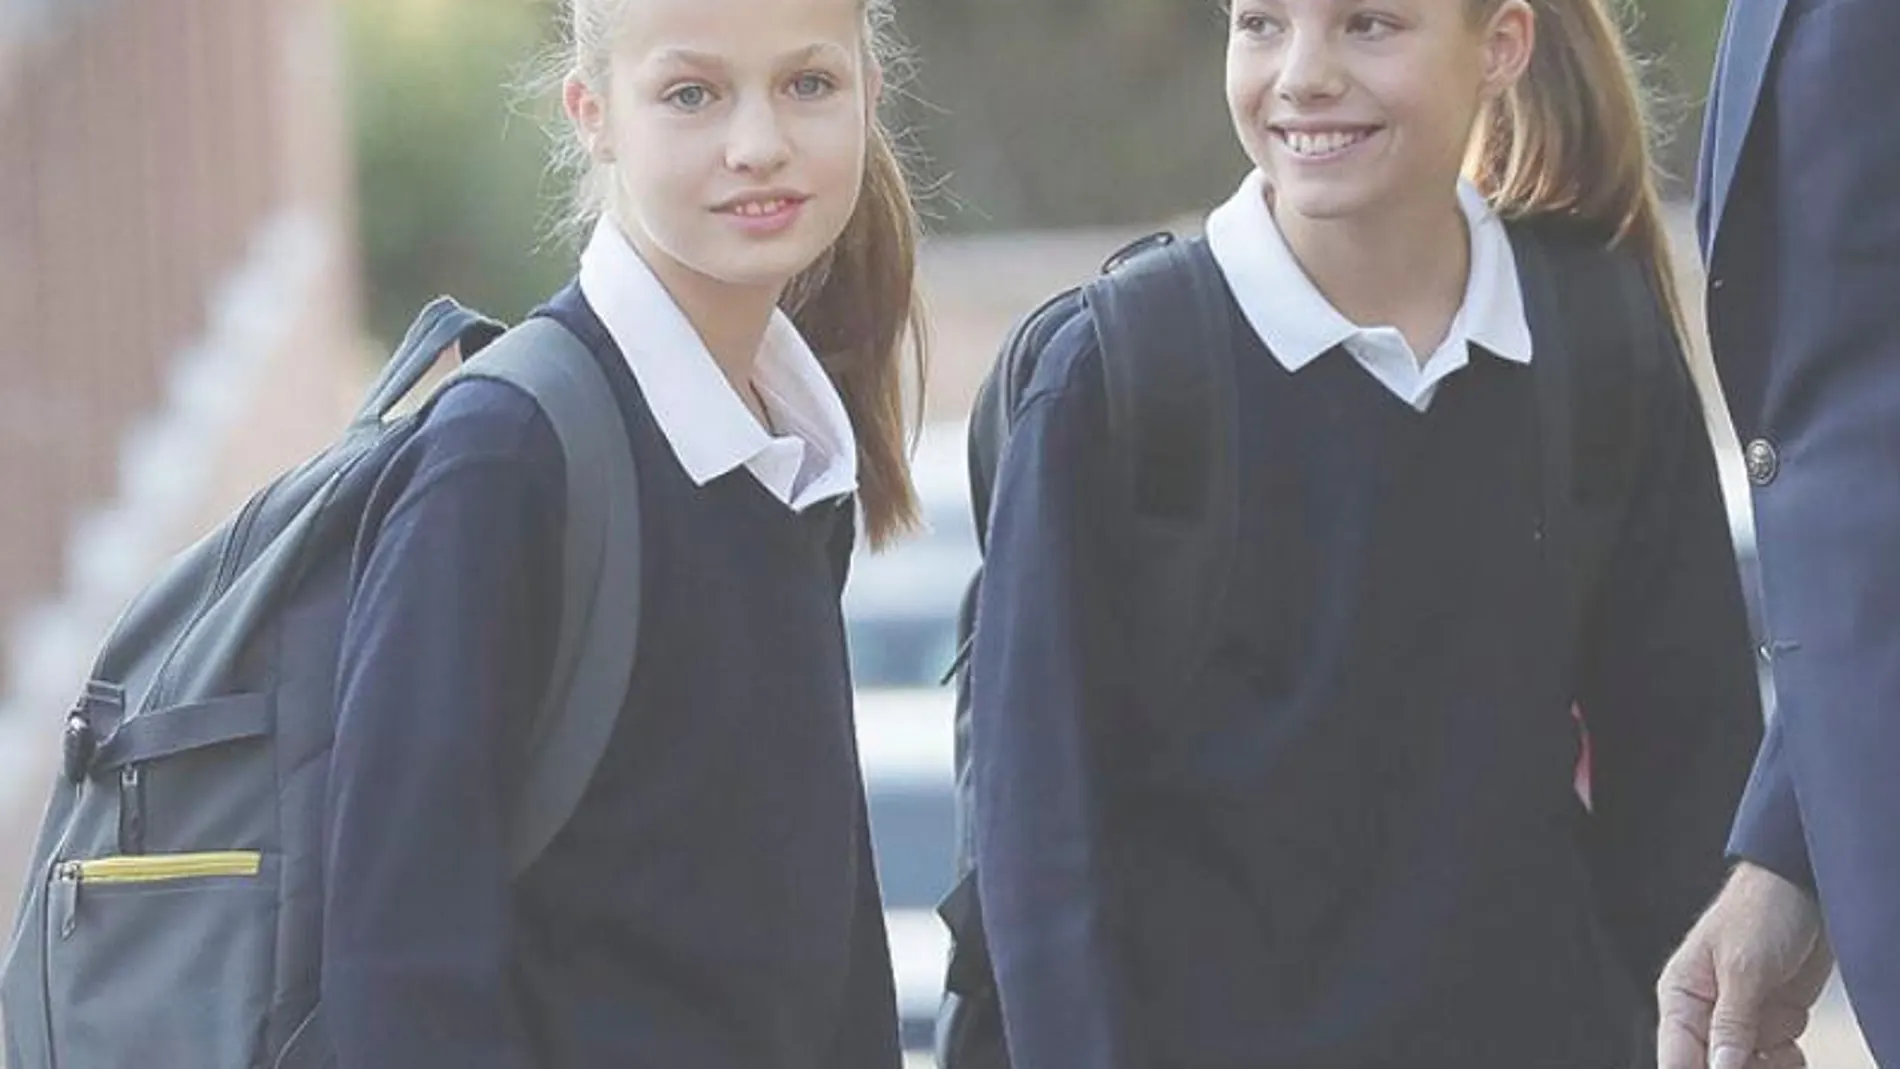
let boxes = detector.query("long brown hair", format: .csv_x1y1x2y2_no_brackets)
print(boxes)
551,0,926,548
1463,0,1685,335
780,0,928,549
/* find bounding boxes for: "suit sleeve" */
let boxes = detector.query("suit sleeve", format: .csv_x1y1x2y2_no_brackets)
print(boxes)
323,397,561,1069
970,319,1149,1069
1575,311,1766,991
1691,2,1814,894
1727,709,1814,888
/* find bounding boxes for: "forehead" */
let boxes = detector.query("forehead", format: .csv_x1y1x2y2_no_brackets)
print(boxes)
615,0,864,63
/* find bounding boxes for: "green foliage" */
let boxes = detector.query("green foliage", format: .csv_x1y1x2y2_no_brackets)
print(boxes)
343,0,573,348
1618,0,1728,186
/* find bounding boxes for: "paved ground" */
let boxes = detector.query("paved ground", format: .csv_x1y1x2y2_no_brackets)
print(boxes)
1811,980,1880,1066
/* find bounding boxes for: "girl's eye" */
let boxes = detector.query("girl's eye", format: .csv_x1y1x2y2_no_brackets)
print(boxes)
1346,12,1399,38
663,83,715,111
1234,10,1284,37
789,72,837,100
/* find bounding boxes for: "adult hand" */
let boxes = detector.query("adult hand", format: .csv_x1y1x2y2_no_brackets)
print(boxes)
1657,861,1832,1069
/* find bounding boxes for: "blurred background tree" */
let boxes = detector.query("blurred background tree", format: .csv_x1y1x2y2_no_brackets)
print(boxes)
342,0,570,346
342,0,1728,346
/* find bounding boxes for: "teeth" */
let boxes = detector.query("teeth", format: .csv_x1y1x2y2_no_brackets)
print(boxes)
1283,129,1368,157
735,199,787,217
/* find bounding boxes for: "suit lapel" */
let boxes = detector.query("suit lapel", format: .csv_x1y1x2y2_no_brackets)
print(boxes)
1708,0,1792,255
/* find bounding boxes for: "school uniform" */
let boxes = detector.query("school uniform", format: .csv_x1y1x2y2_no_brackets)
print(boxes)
970,174,1761,1069
322,220,901,1069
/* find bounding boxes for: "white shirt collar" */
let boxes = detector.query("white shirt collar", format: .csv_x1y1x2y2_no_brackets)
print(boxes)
578,218,857,509
1204,170,1533,410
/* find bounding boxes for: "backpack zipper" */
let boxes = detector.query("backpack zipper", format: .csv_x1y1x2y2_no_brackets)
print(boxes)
51,863,80,941
69,852,261,884
142,484,272,712
204,488,270,607
118,764,146,855
51,852,263,939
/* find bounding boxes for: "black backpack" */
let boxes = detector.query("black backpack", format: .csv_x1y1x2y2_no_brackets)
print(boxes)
934,220,1668,1069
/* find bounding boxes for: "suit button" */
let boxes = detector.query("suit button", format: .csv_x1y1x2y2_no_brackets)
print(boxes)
1745,438,1780,486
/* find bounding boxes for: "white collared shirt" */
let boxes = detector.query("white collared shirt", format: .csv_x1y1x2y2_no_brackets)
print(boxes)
1204,170,1534,411
578,218,857,511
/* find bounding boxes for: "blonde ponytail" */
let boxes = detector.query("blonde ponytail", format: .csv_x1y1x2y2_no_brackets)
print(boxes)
1465,0,1685,333
782,115,928,550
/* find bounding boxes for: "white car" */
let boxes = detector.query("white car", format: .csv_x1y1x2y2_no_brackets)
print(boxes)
848,422,978,1059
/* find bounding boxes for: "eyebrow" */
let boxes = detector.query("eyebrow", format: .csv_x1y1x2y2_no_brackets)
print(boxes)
648,42,852,70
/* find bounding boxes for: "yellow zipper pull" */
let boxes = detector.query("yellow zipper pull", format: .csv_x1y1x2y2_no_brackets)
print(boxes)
52,862,82,939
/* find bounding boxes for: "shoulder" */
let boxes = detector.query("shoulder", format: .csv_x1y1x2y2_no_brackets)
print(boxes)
1017,296,1108,413
1509,214,1696,438
368,376,566,532
419,376,562,477
1507,212,1673,345
1503,211,1652,304
1013,242,1218,401
1504,210,1620,257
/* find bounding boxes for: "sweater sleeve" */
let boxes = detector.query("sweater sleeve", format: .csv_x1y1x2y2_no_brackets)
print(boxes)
323,383,563,1069
970,316,1151,1069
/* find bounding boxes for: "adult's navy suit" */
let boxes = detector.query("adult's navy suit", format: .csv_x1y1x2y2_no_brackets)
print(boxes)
1700,0,1900,1060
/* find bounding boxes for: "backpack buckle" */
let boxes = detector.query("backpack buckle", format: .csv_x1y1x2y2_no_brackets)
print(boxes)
1100,231,1178,275
62,711,96,784
61,681,124,783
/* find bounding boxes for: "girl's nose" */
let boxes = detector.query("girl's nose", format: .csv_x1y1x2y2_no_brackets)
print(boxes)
725,98,793,174
1277,31,1347,104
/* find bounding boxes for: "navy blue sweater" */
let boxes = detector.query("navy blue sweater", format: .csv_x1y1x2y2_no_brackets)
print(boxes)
323,285,900,1069
970,290,1762,1069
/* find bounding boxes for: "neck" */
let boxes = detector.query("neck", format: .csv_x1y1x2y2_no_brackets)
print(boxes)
1273,186,1471,360
623,233,782,392
665,265,781,387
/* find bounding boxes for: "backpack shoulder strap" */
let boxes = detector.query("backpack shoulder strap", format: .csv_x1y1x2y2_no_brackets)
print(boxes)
1085,235,1241,692
353,296,507,427
451,317,643,876
1088,236,1236,520
966,285,1088,553
1510,219,1652,668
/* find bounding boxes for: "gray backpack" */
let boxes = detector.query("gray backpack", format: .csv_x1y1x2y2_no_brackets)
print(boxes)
0,298,642,1069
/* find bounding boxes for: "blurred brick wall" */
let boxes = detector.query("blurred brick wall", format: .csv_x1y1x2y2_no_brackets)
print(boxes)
0,0,362,950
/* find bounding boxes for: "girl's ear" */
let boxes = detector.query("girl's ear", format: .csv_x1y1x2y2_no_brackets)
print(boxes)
1480,0,1536,100
564,71,613,163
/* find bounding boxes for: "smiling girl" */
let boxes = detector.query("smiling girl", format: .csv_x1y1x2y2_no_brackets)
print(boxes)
965,0,1763,1066
319,1,922,1066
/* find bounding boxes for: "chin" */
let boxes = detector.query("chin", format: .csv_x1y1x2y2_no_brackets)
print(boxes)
1266,179,1385,226
681,239,830,293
